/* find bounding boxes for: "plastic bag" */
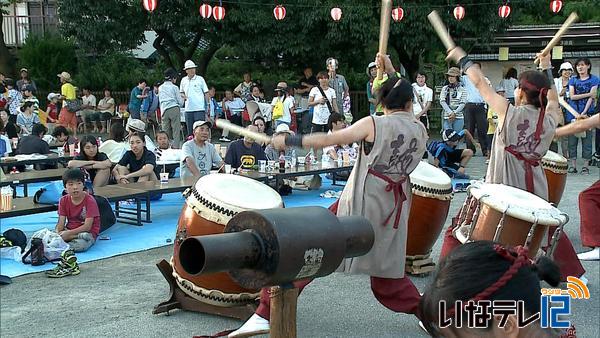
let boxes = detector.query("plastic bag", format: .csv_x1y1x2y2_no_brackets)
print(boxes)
22,228,69,263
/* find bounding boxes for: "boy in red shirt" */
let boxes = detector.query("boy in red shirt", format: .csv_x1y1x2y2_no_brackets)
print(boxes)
47,169,100,278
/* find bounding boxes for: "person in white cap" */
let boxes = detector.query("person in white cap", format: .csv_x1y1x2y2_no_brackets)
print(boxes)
125,118,156,152
180,120,223,178
16,67,36,92
179,60,210,137
550,61,573,157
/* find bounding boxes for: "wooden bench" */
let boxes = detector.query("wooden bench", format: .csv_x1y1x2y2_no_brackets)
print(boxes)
94,186,149,226
1,168,67,197
0,197,57,219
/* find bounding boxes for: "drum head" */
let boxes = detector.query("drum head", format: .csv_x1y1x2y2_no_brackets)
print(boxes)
542,150,568,174
409,162,453,200
188,174,283,225
469,182,567,226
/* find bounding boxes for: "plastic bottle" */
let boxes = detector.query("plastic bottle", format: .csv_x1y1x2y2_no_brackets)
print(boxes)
278,152,286,173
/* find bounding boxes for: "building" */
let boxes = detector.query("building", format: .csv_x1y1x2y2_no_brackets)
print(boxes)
469,22,600,87
2,0,58,47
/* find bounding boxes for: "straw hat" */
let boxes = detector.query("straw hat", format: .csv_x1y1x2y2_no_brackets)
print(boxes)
57,71,72,82
446,67,461,77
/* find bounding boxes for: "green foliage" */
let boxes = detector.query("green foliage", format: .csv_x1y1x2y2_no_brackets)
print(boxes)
17,34,77,91
74,53,162,92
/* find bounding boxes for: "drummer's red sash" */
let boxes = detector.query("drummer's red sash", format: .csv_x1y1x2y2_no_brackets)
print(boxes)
368,168,407,229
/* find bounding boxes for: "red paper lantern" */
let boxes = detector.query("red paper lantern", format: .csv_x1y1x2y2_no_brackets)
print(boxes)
550,0,563,14
330,7,342,21
273,5,286,21
391,7,404,22
498,4,511,18
142,0,157,12
453,5,465,21
213,5,225,21
199,3,212,19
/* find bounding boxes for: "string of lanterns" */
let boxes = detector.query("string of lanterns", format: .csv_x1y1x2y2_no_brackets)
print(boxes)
143,1,566,21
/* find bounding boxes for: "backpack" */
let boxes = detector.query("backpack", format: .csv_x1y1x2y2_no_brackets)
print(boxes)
33,181,65,205
21,238,46,266
272,96,285,120
93,195,116,233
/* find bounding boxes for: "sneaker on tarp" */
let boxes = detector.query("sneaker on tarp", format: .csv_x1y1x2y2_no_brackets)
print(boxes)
46,249,80,278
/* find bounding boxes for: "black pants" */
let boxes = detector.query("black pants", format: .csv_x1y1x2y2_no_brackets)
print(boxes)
464,103,488,155
311,123,329,133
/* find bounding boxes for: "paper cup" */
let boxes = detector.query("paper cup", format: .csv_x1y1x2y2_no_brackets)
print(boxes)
160,172,169,184
259,160,267,172
225,164,232,174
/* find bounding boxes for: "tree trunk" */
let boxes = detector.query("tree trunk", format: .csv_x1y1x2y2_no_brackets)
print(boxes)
196,44,219,77
393,44,421,81
0,12,16,77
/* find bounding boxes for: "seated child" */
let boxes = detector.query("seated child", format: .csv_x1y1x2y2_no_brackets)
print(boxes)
428,129,475,179
55,168,100,253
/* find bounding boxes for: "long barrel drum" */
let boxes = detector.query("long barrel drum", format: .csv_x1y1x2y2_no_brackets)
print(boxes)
177,206,374,289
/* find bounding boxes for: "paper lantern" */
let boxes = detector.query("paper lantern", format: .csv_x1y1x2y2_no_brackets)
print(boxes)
330,7,342,21
550,0,563,14
199,3,212,19
391,7,404,22
453,5,465,21
213,5,225,21
498,4,511,18
142,0,157,12
273,5,286,20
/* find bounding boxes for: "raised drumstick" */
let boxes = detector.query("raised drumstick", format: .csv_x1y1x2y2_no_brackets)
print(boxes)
376,0,393,80
427,10,456,52
534,12,578,65
215,119,271,144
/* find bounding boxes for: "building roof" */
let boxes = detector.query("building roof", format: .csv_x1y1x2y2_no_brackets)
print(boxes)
470,22,600,58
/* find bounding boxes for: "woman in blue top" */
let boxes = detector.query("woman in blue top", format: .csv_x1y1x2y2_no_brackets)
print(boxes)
567,58,599,174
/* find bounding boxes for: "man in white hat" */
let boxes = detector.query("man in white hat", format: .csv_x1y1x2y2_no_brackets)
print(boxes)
179,60,210,137
180,120,223,178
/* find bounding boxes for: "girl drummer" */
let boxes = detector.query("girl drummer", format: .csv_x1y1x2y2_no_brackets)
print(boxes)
440,48,585,282
420,241,569,337
229,53,428,337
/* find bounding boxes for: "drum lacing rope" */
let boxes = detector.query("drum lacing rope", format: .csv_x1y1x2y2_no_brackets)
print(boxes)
411,183,453,198
190,186,236,217
445,245,531,318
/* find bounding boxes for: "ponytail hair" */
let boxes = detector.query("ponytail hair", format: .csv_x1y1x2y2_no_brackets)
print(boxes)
376,77,413,111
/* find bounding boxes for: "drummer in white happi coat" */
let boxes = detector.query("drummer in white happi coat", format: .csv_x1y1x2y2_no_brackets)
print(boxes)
229,54,428,337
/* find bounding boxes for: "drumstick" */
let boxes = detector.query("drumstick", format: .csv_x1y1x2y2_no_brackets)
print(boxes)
427,10,456,52
214,119,271,144
558,97,581,119
376,0,393,80
534,12,578,65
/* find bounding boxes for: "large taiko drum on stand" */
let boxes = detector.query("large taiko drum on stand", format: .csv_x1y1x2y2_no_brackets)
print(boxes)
405,162,453,274
172,174,283,307
453,182,568,256
542,150,568,206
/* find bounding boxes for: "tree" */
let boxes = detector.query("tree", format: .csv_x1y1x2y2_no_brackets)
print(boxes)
0,0,17,77
58,0,227,75
386,1,511,80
